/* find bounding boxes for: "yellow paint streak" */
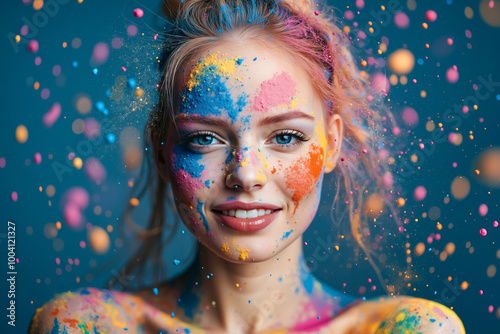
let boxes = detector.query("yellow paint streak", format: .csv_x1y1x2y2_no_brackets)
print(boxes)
256,169,267,182
103,303,127,328
315,118,328,165
187,52,241,91
240,157,248,167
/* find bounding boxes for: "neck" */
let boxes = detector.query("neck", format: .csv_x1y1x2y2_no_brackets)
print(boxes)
174,235,342,333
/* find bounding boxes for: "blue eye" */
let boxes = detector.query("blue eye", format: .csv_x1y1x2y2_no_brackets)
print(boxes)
275,134,295,145
193,134,216,145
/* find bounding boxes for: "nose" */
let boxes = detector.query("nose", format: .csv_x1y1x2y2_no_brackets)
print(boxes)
225,147,268,191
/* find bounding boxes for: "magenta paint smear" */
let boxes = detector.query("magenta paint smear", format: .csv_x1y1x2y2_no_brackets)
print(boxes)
251,71,297,112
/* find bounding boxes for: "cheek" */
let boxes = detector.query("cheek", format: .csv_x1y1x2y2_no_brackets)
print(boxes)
167,144,206,204
283,143,324,215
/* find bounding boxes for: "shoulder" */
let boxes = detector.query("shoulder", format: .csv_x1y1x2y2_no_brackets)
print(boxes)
374,297,465,334
29,287,148,334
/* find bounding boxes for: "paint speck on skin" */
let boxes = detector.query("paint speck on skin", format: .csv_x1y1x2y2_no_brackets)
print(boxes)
236,245,250,260
221,243,231,256
281,229,294,241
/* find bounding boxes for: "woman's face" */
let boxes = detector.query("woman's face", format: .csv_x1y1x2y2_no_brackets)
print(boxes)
155,39,342,263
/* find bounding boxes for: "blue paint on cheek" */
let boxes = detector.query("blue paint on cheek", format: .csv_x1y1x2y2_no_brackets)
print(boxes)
197,201,210,231
205,180,210,188
173,145,205,178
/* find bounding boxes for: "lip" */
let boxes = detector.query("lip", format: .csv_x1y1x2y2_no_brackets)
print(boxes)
212,201,281,211
212,209,281,233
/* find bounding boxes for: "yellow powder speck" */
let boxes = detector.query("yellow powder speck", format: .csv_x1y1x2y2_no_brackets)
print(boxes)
221,243,230,256
395,312,405,322
240,158,248,167
236,245,250,260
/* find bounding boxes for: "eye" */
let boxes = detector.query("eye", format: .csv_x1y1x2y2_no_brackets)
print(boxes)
180,131,223,151
275,134,295,145
269,130,309,148
192,134,218,145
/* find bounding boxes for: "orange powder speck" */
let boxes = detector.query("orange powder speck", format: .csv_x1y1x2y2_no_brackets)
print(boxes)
63,318,80,329
34,82,40,90
62,42,67,48
271,167,277,174
49,308,59,317
130,198,139,206
236,245,250,260
221,243,230,256
286,144,323,215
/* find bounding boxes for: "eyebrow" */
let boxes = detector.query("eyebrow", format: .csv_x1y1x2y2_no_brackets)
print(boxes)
174,110,314,127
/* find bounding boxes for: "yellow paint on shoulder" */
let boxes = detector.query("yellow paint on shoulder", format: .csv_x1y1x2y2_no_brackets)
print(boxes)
103,303,128,328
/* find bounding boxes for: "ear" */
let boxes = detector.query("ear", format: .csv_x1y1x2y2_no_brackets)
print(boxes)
150,128,170,183
324,113,343,174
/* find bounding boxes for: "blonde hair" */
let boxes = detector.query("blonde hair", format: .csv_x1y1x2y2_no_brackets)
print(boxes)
112,0,399,291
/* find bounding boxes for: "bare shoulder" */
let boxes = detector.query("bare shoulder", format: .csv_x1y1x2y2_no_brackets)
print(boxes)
29,287,148,334
374,297,465,334
317,295,465,334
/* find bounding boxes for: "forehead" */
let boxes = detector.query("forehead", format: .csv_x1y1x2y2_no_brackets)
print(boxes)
178,40,321,119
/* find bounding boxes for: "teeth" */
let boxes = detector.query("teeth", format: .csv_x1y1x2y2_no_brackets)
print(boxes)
235,209,247,218
247,209,258,219
220,209,275,218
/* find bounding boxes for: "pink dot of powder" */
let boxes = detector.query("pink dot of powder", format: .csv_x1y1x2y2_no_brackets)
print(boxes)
418,143,425,149
371,73,390,93
41,88,50,100
355,0,364,9
479,204,488,216
74,258,80,265
84,157,107,183
43,102,61,128
133,8,144,18
479,118,484,123
480,290,484,295
55,258,61,265
489,1,494,8
34,152,42,165
92,42,110,65
435,234,441,240
465,30,472,38
425,10,437,22
462,106,469,113
68,152,75,160
11,192,18,202
446,67,459,83
452,162,457,168
427,236,433,244
80,241,86,248
413,186,427,201
0,157,5,168
493,221,499,227
111,37,123,49
84,118,101,139
394,12,410,29
392,126,401,136
489,305,494,312
121,67,127,72
52,65,61,76
27,40,39,53
127,25,138,37
402,107,419,128
344,10,354,20
447,38,453,45
20,25,29,36
35,57,42,66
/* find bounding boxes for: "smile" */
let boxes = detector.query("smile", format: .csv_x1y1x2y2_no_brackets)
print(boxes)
220,209,275,218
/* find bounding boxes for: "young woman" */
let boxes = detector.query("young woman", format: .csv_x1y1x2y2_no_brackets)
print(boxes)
30,0,465,333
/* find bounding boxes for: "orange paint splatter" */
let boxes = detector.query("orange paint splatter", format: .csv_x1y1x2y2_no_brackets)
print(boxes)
63,318,80,329
49,308,59,317
286,144,323,215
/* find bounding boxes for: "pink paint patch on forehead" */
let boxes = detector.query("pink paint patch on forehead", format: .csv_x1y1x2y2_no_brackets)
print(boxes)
251,71,297,112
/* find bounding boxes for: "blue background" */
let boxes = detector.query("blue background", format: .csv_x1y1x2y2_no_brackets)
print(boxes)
1,0,500,333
